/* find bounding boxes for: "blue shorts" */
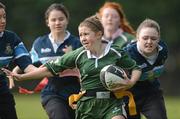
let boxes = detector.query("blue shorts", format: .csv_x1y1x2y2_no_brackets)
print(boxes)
0,92,18,119
125,89,167,119
43,97,75,119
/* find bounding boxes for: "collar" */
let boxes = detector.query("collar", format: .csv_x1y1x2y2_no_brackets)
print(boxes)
86,42,111,59
49,31,70,44
111,28,123,40
0,32,4,37
102,37,112,45
137,43,162,60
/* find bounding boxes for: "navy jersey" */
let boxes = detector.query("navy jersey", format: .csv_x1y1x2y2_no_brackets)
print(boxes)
0,30,32,94
124,41,168,96
30,32,81,102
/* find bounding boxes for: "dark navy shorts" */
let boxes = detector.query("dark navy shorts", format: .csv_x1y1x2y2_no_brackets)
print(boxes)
125,89,167,119
43,97,75,119
0,92,18,119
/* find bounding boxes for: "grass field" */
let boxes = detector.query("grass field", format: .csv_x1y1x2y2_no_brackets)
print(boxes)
14,93,48,119
14,93,180,119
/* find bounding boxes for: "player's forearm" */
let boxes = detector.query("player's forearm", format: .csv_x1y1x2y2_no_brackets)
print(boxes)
12,64,37,74
23,64,38,73
12,66,22,74
19,67,53,80
130,69,142,84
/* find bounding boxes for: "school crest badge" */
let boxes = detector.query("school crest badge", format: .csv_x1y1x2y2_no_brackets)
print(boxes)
5,43,13,54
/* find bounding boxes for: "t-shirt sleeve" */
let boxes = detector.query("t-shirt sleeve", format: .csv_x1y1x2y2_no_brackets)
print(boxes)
13,33,32,70
44,49,78,76
30,45,39,63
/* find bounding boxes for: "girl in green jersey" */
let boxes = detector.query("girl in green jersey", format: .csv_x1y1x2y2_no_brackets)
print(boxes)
98,2,135,49
4,15,141,119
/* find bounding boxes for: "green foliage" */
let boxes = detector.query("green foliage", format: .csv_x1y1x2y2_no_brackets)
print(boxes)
3,0,180,47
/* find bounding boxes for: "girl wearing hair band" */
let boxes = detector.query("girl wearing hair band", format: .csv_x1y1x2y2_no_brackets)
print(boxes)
124,19,168,119
98,2,135,49
6,15,141,119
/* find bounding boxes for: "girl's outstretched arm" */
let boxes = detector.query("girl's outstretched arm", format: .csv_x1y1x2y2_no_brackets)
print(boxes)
2,66,53,81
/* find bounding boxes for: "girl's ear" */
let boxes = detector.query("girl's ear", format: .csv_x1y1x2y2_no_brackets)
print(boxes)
96,31,103,39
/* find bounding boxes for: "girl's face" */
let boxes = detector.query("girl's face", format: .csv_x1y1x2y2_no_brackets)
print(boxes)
137,27,160,56
79,26,101,51
0,8,6,32
47,10,68,34
101,7,120,32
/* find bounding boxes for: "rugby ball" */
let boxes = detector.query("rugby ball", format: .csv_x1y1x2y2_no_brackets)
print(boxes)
100,65,126,91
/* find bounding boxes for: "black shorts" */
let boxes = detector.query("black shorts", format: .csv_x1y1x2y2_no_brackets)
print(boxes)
125,89,167,119
0,92,18,119
43,97,75,119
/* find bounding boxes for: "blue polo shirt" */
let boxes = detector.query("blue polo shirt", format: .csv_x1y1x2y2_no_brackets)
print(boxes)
30,32,81,103
0,30,32,94
124,41,168,96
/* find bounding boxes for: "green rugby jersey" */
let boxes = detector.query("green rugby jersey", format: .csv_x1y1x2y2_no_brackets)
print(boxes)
112,32,135,49
45,44,138,91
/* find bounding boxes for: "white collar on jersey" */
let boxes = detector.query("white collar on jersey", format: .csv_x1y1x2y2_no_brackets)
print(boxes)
86,42,111,59
49,31,70,52
137,43,163,65
0,32,4,37
49,31,70,44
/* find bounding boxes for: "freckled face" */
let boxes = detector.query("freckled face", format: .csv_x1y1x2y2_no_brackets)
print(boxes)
137,27,160,56
78,26,100,51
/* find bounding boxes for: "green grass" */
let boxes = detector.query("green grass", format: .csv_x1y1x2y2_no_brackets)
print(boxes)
14,93,48,119
164,96,180,119
14,93,180,119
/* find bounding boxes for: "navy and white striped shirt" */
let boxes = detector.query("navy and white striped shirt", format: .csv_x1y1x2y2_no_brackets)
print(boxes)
30,32,81,103
0,30,32,94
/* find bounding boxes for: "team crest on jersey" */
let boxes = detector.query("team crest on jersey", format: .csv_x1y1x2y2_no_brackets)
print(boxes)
5,43,13,54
